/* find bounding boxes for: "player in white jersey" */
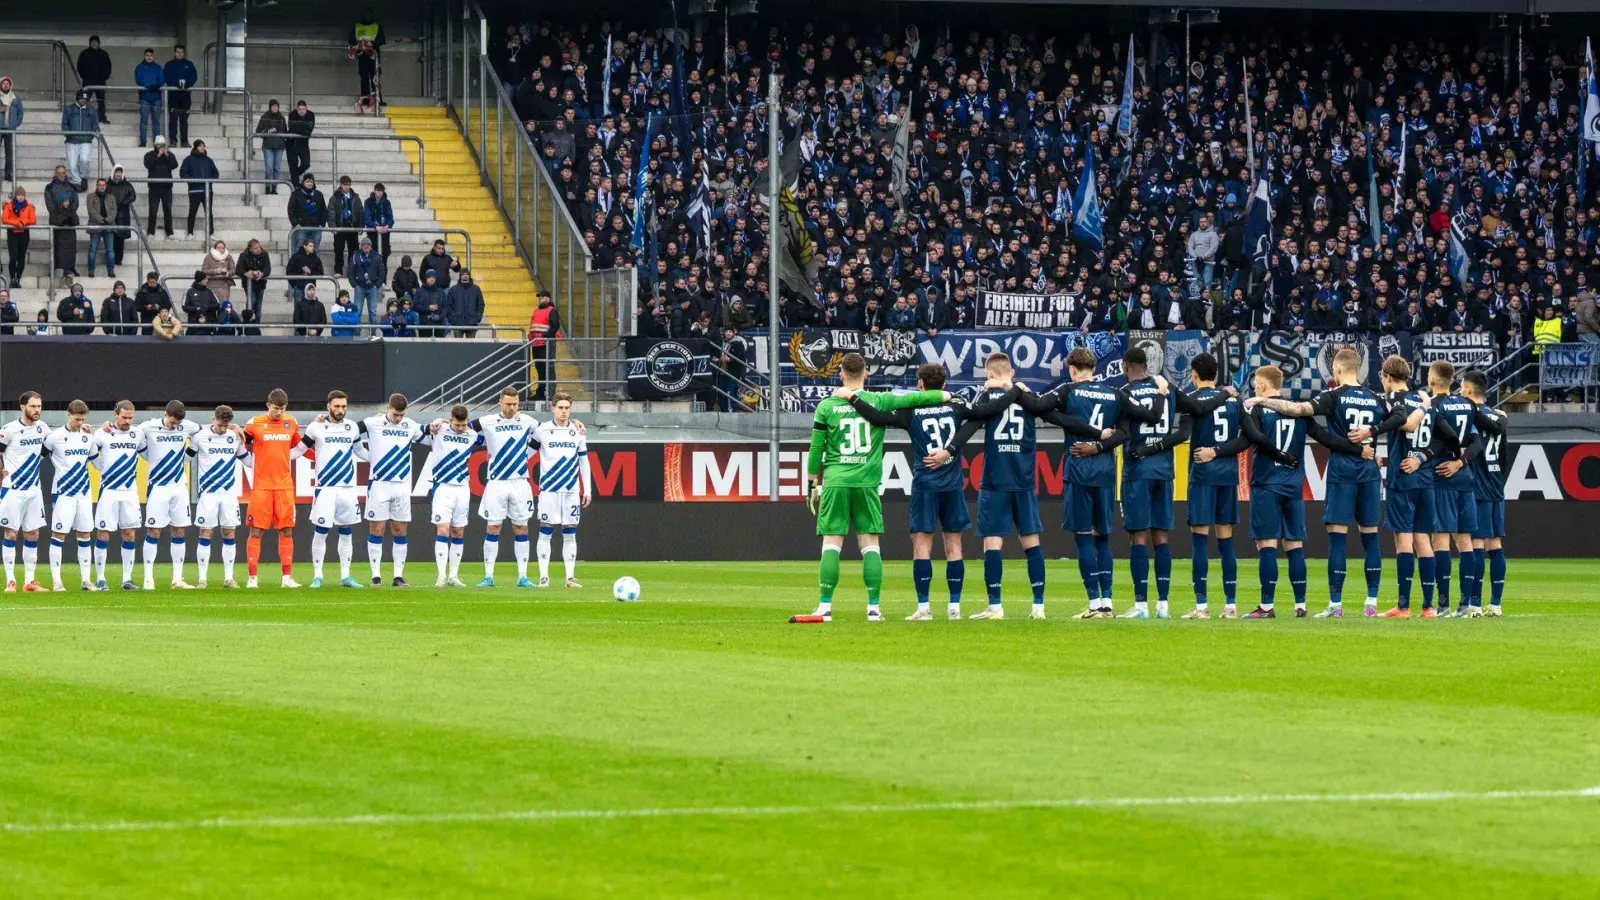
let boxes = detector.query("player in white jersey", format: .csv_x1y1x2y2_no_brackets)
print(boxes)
427,404,483,587
44,399,99,591
189,405,249,588
0,391,52,591
430,388,538,587
137,401,201,590
298,390,365,588
533,393,592,589
361,393,427,587
93,400,147,589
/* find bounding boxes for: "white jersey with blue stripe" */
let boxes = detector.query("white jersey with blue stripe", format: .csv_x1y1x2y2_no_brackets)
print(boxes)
532,420,590,494
92,423,147,492
139,418,201,489
45,426,97,497
188,427,248,496
427,426,483,487
302,418,362,489
0,419,51,492
474,413,539,483
361,414,426,484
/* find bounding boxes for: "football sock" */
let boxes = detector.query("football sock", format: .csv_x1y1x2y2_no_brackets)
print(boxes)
310,525,329,579
1436,549,1453,608
221,537,236,582
912,558,933,606
1074,533,1098,602
1286,547,1308,607
561,527,577,581
513,533,529,579
1359,530,1381,605
1459,548,1476,609
1153,541,1173,603
1396,552,1415,609
1095,534,1113,602
1327,531,1348,605
1488,548,1506,606
120,540,136,584
338,528,355,580
537,527,553,580
169,537,185,581
49,536,63,586
1129,543,1149,604
817,545,839,608
434,535,449,574
18,538,35,584
861,545,882,606
482,532,499,578
1471,548,1486,607
3,536,16,584
367,533,384,580
277,534,294,576
141,536,158,584
246,533,261,577
1418,553,1436,607
197,537,212,580
983,548,1003,606
945,558,963,606
1191,533,1209,604
77,538,92,585
1259,547,1278,608
93,537,107,582
449,537,464,579
1217,537,1237,607
1024,545,1045,608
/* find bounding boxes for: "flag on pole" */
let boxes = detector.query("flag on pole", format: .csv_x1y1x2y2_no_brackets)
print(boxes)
1050,179,1070,223
601,31,613,116
1116,34,1135,143
1243,58,1255,180
1448,210,1473,288
632,115,658,254
1244,172,1272,272
1367,130,1381,246
1072,141,1104,254
1585,38,1600,145
687,161,713,252
670,0,693,154
890,107,911,207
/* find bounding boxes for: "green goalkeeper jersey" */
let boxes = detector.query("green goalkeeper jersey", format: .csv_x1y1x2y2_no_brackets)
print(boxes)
807,389,947,488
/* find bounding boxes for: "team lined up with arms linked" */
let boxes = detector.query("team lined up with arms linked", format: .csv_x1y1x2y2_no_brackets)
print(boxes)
801,345,1508,622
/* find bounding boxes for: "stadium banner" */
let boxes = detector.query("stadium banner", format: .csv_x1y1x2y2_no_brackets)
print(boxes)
973,289,1080,329
1539,344,1596,388
1418,332,1497,369
624,337,715,400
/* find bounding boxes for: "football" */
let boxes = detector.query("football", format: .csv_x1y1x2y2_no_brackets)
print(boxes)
612,576,641,602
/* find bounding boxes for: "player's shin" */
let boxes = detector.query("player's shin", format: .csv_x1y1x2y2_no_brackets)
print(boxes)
449,536,464,578
1435,548,1453,610
1073,534,1098,603
245,533,261,577
93,536,107,582
2,535,16,586
170,535,186,582
277,533,294,576
1488,548,1506,607
120,539,136,584
1327,531,1348,606
49,535,64,588
817,544,840,611
197,536,212,581
386,533,402,579
1094,534,1114,602
1190,533,1209,608
1153,542,1173,605
338,527,355,580
861,544,882,607
912,557,933,607
1129,542,1149,609
513,533,530,579
1217,537,1237,610
141,535,158,588
1471,547,1486,607
1286,547,1308,609
983,547,1004,608
482,532,499,579
1259,546,1279,608
76,537,91,587
221,536,236,581
1359,530,1381,608
1024,544,1045,611
1396,551,1415,609
945,558,964,608
310,526,329,579
561,527,577,581
537,527,553,580
434,534,449,574
367,532,384,581
19,537,35,585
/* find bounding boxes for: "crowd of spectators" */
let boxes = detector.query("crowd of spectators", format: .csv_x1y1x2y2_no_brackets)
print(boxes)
504,12,1600,357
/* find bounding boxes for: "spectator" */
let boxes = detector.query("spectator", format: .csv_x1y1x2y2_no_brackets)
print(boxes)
100,280,137,335
3,186,35,285
293,282,328,336
418,239,459,289
363,182,394,261
383,298,418,337
77,37,112,124
1577,292,1600,347
134,271,170,335
43,165,76,219
0,289,16,334
286,100,315,184
238,307,262,338
85,177,118,278
720,295,755,331
446,268,485,337
285,237,323,301
181,270,220,335
60,90,97,191
529,289,562,400
391,253,419,300
1187,214,1220,297
180,139,218,238
48,187,80,286
31,309,56,336
330,290,362,338
717,326,750,412
133,48,164,147
106,166,136,269
215,298,242,333
201,239,234,303
143,136,177,240
163,45,196,147
151,304,183,340
235,237,271,320
413,270,448,333
0,77,21,183
348,8,387,108
329,175,365,276
256,99,290,194
885,296,916,330
346,236,386,323
57,284,94,335
288,173,327,253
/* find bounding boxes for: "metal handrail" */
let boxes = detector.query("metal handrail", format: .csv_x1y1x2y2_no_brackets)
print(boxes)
18,222,158,308
0,39,80,103
412,337,535,410
202,37,428,109
71,86,256,188
245,132,428,206
65,321,505,339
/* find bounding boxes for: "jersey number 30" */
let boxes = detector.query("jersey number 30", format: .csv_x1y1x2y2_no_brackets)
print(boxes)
838,418,872,455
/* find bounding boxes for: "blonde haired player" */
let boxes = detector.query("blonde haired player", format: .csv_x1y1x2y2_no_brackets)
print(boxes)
44,400,98,591
533,393,591,588
189,406,249,588
427,404,482,587
0,391,51,592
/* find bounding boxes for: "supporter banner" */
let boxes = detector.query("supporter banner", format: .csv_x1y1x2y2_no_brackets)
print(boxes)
974,290,1080,329
624,337,714,400
1541,344,1597,387
786,328,917,380
1419,332,1497,369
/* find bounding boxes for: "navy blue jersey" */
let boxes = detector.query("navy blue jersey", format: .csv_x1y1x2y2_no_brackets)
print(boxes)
907,404,964,492
1063,380,1139,487
1431,393,1480,494
1384,389,1435,490
1123,377,1180,482
977,384,1037,492
1472,405,1507,502
1249,407,1307,495
1310,385,1385,484
1189,389,1243,486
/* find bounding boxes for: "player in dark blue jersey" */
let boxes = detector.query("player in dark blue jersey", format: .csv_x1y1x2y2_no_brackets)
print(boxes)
1249,347,1408,617
1461,371,1508,615
847,364,1017,620
1176,353,1250,618
1376,356,1440,617
1238,365,1311,617
1424,361,1484,617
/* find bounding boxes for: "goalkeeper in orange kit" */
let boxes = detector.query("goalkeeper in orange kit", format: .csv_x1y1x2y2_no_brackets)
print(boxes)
242,388,301,588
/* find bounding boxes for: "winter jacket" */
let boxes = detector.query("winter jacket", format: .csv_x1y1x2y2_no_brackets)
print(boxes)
162,58,197,107
287,109,316,146
1,199,36,233
201,252,235,301
1577,292,1600,337
180,151,219,193
329,303,362,338
143,148,179,188
285,249,324,292
60,102,97,143
0,95,24,130
235,249,272,282
78,46,113,86
446,280,485,326
107,176,136,226
134,283,172,331
99,293,138,334
134,60,165,104
293,294,328,335
363,193,395,228
413,284,449,328
57,295,96,335
182,285,221,334
255,111,290,151
85,191,118,230
346,248,386,288
0,301,19,335
43,177,77,216
1186,226,1220,263
418,251,457,290
328,189,364,228
288,187,328,227
391,266,419,300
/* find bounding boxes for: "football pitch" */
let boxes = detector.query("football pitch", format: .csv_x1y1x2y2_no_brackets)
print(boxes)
2,558,1598,898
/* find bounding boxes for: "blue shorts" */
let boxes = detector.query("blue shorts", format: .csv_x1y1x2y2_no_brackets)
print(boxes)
1434,489,1478,534
1382,485,1436,535
1121,478,1174,532
1472,499,1505,540
909,488,971,534
1062,482,1114,535
976,489,1041,538
1324,480,1382,527
1187,483,1239,527
1249,489,1307,541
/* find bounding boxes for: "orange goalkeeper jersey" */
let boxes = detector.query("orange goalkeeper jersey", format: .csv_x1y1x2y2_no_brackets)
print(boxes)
243,414,301,491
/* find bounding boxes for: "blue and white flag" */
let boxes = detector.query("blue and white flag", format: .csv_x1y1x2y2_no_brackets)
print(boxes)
1448,210,1472,287
1244,173,1272,270
1585,38,1600,145
1116,34,1135,143
601,31,613,116
1050,179,1070,223
1072,142,1103,253
687,161,712,250
632,114,658,254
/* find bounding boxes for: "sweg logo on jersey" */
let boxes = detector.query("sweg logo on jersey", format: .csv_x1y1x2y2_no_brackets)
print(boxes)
259,433,292,441
493,423,523,432
380,429,412,438
545,441,579,451
60,447,91,457
154,434,186,443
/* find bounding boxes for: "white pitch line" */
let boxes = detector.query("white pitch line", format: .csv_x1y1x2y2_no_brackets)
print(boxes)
0,597,697,613
0,620,752,628
3,787,1595,835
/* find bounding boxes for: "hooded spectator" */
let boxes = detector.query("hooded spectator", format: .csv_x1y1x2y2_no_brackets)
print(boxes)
413,270,448,332
182,270,221,335
294,282,328,336
56,283,95,335
446,269,485,337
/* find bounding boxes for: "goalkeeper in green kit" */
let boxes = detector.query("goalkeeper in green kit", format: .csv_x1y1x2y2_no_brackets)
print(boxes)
794,352,956,623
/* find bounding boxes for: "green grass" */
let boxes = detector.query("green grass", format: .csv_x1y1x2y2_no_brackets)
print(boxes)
2,558,1598,898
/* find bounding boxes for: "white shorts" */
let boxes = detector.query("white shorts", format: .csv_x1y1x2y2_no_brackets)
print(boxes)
50,494,94,534
96,492,141,531
0,489,46,533
365,480,412,522
430,484,472,528
537,490,582,528
310,486,363,529
479,479,534,525
195,493,242,530
145,485,192,529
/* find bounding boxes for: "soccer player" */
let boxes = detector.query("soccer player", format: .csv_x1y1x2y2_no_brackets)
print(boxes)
532,393,591,588
361,393,427,587
1461,371,1508,616
44,400,98,591
801,352,952,622
426,405,482,587
93,400,147,590
243,389,302,589
471,387,540,588
299,391,364,588
1179,354,1252,619
1249,348,1406,617
1237,365,1307,617
1424,361,1483,617
1377,356,1437,618
190,405,248,588
138,400,201,590
0,391,51,592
